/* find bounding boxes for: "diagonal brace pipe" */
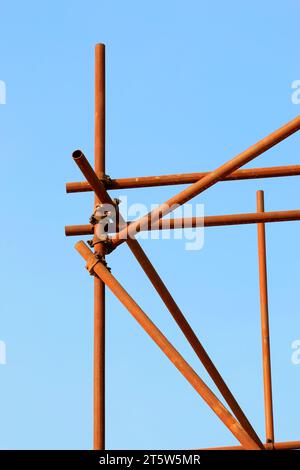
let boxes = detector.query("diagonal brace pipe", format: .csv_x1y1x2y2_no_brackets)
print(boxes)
75,241,261,450
111,116,300,246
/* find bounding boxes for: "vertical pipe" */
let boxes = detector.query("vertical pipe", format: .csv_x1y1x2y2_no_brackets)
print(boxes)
94,43,105,450
256,190,274,444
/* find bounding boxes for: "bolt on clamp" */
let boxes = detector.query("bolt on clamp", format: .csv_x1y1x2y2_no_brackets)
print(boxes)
87,237,114,255
86,252,110,276
89,199,121,240
89,199,121,225
100,173,112,187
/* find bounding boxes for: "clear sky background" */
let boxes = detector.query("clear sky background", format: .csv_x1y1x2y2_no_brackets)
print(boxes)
0,0,299,450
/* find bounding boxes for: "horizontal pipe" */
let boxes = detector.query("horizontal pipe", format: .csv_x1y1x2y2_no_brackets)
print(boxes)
111,116,300,246
65,224,94,236
201,440,300,450
272,441,300,450
66,164,300,192
65,209,300,236
75,241,260,449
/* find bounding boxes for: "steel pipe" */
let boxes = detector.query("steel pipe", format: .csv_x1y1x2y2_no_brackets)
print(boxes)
271,441,300,450
201,440,300,450
257,190,274,444
110,116,300,246
128,240,263,448
66,164,300,192
73,150,108,203
93,43,106,451
65,209,300,236
66,42,300,451
70,151,262,446
75,241,261,450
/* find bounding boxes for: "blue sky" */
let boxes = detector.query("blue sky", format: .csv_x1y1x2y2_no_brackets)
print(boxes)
0,0,299,449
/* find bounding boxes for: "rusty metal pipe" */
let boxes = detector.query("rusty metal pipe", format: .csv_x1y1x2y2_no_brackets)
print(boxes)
257,190,274,444
66,164,300,192
93,43,106,451
111,116,300,246
271,441,300,450
65,224,94,236
73,150,108,203
70,153,262,445
127,240,263,448
65,209,300,236
201,440,300,450
75,240,261,450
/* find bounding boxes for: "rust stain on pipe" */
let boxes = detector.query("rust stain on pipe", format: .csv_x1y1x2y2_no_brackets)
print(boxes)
93,43,106,451
66,164,300,193
200,440,300,450
65,209,300,236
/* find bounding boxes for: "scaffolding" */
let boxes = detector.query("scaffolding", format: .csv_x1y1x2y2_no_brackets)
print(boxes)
65,44,300,450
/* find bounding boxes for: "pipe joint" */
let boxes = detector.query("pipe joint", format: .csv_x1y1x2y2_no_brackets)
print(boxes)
85,252,110,276
90,199,121,225
87,237,115,256
100,173,112,188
